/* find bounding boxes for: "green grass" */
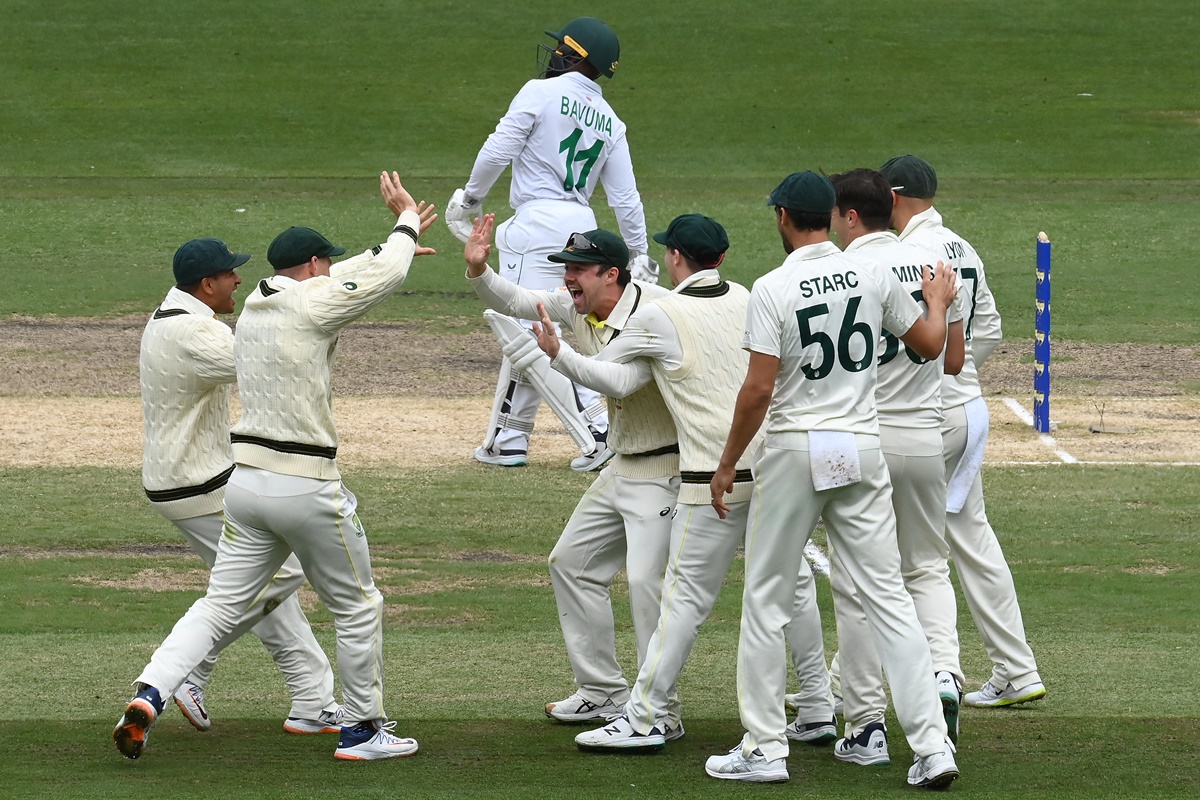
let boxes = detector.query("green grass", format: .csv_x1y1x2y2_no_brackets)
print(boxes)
1,1,1198,341
0,464,1198,797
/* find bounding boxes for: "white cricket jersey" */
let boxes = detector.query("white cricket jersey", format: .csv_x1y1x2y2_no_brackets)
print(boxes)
898,207,1002,410
464,71,647,253
744,241,922,436
231,211,422,480
844,231,963,430
140,287,237,520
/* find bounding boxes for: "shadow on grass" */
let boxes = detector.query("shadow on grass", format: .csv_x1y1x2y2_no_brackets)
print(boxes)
2,716,1198,799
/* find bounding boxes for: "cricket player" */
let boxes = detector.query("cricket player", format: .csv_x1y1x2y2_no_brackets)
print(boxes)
530,214,836,752
705,170,960,788
822,168,967,762
462,214,680,726
139,238,340,736
114,172,436,762
445,16,654,471
881,154,1047,708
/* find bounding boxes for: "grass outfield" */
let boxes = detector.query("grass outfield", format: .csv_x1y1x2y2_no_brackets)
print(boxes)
1,465,1199,798
2,1,1199,341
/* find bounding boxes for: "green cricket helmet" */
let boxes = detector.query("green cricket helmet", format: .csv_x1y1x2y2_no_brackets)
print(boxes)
538,17,620,79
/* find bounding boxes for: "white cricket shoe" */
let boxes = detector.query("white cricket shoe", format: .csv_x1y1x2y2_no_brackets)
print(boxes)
473,445,528,467
334,720,418,761
173,680,211,732
545,692,624,723
575,714,666,752
964,679,1046,708
937,671,961,744
907,743,960,789
664,719,686,742
705,745,789,783
571,446,614,472
284,706,345,735
834,721,890,766
785,716,837,744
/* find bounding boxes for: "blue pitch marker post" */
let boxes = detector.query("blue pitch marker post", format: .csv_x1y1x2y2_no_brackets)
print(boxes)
1034,232,1052,433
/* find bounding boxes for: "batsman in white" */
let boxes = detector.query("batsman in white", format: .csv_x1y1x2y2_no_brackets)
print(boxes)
445,16,656,471
138,238,341,738
463,215,680,726
882,154,1047,708
821,168,967,766
530,214,836,753
706,171,959,788
114,172,436,762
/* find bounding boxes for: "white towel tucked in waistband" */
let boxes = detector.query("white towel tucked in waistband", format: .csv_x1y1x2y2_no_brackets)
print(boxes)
809,431,862,491
946,395,989,513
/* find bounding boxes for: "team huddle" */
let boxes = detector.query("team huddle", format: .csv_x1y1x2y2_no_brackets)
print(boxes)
114,16,1045,789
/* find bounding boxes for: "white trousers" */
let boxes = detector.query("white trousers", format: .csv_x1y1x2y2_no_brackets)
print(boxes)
166,511,336,718
548,466,679,705
489,201,607,455
736,438,946,762
830,424,961,732
138,467,385,724
625,500,747,733
783,556,835,725
943,400,1042,690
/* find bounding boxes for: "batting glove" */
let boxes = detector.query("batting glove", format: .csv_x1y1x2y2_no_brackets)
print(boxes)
445,188,482,243
501,331,547,374
629,253,660,284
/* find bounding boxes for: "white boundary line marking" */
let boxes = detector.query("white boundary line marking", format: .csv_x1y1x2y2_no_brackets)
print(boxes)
991,460,1200,466
1001,397,1078,463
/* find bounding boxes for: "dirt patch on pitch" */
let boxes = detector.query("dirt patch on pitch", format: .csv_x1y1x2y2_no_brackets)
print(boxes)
1,317,1198,467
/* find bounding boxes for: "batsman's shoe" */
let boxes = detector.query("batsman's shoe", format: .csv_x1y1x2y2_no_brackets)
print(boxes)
473,445,528,468
571,445,614,472
705,745,789,783
334,720,419,761
173,680,211,732
545,692,624,723
575,715,665,753
834,722,890,766
936,672,961,745
963,679,1046,708
113,686,164,760
786,717,838,744
907,744,960,789
284,706,345,735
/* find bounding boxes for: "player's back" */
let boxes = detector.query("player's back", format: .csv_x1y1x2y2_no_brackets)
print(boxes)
746,243,918,437
845,233,948,429
509,72,627,207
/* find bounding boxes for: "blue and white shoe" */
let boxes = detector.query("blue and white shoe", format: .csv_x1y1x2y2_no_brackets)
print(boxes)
834,721,890,766
334,719,418,761
786,716,837,744
937,671,962,744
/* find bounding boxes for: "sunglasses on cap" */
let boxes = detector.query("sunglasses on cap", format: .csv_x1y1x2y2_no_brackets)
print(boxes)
563,232,604,257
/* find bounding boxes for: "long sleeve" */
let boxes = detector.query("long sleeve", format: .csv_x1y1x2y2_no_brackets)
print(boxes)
967,258,1002,367
464,82,541,201
553,347,653,399
306,210,422,332
468,265,577,327
186,320,236,386
597,134,648,253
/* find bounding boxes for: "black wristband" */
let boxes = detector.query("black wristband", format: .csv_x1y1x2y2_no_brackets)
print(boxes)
392,224,418,243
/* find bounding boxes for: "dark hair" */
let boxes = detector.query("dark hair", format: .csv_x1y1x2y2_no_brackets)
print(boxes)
829,168,893,231
176,279,203,293
780,208,832,232
615,265,631,287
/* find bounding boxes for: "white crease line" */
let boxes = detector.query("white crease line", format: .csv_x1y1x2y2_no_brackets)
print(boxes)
804,540,830,576
1001,397,1078,464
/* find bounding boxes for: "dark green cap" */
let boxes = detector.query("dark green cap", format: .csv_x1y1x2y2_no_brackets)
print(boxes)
267,226,347,270
879,154,938,199
548,229,629,268
767,171,836,214
653,214,730,265
172,238,250,285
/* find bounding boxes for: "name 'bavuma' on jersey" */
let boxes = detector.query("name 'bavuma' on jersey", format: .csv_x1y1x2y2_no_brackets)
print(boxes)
560,96,614,135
